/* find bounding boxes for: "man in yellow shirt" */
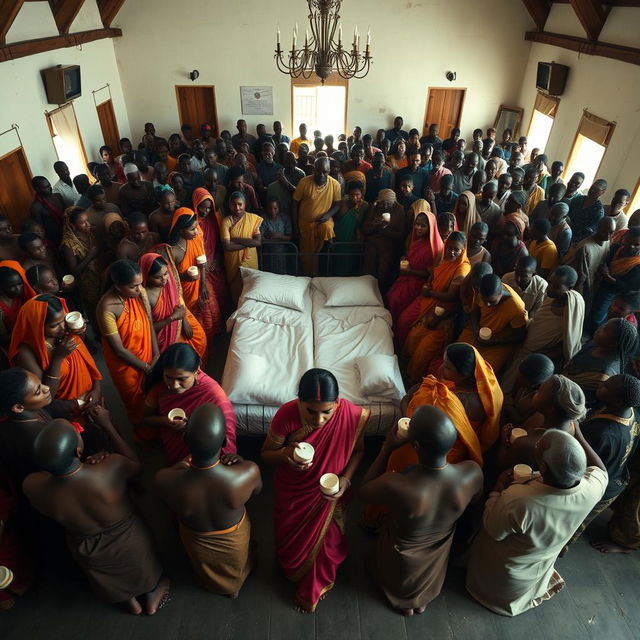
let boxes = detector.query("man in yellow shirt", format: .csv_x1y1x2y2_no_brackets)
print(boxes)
527,218,559,280
290,123,310,158
292,157,342,275
523,167,545,215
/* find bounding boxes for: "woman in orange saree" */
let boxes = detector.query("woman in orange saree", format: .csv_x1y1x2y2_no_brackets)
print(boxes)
362,343,503,530
139,252,207,360
97,259,159,440
192,187,230,315
169,207,222,345
9,294,102,411
261,369,369,613
402,231,470,383
0,260,36,343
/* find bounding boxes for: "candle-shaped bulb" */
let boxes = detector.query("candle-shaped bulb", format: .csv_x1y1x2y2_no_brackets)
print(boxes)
339,23,342,43
367,27,371,45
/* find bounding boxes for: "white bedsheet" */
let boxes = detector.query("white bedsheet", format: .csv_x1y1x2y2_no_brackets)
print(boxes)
311,282,405,406
222,290,314,407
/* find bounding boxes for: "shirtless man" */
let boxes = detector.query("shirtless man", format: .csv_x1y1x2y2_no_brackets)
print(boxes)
149,190,177,243
360,406,483,616
23,416,169,615
155,404,261,598
116,212,160,261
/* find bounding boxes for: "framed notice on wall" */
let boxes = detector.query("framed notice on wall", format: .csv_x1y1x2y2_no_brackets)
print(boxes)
240,86,274,115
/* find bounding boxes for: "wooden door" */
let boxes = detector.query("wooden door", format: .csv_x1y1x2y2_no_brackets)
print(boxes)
0,147,33,229
96,99,120,152
423,88,466,137
176,86,219,137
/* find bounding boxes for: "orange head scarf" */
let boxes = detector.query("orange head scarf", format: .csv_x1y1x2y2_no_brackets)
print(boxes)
8,295,101,400
411,210,444,260
192,187,222,228
169,207,198,242
0,260,36,300
610,244,640,277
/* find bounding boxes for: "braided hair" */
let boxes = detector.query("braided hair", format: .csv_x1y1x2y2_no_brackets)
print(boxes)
610,374,640,408
611,318,639,373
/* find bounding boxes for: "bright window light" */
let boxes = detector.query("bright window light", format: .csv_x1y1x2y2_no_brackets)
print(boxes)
526,110,554,155
564,134,606,188
293,85,346,139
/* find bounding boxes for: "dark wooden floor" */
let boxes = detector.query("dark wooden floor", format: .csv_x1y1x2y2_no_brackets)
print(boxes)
3,338,640,639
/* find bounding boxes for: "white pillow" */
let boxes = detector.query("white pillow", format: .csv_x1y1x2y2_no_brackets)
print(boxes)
223,352,287,405
313,275,383,307
240,268,310,312
355,354,404,400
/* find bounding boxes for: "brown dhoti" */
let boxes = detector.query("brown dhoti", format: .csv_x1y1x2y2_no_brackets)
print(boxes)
375,524,455,610
179,511,252,595
66,511,162,603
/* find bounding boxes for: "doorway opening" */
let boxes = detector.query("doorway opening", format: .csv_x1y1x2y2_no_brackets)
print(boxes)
291,74,348,140
176,86,219,138
46,103,89,179
423,88,466,139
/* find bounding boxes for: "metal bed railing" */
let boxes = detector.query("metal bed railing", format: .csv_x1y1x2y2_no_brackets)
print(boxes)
258,241,365,277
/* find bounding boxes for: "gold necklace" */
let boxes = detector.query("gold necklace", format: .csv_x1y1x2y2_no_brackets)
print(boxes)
58,463,83,478
188,457,220,470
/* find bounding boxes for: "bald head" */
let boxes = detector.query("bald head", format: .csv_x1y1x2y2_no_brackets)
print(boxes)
33,419,81,475
409,406,457,457
184,404,227,463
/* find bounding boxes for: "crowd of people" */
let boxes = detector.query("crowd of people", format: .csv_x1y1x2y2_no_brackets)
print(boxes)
0,114,639,620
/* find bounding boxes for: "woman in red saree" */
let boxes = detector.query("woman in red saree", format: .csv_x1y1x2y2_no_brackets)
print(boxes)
401,231,470,381
143,343,236,465
169,207,222,345
139,252,207,359
0,260,36,344
261,369,369,612
386,211,443,331
192,187,230,315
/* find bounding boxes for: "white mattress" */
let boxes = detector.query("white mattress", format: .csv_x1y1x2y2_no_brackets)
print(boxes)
221,290,314,407
222,275,404,436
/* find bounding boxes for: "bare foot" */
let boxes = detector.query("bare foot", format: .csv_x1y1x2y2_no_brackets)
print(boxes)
591,538,633,554
400,608,414,616
227,591,240,599
124,597,142,615
143,577,170,615
414,605,426,615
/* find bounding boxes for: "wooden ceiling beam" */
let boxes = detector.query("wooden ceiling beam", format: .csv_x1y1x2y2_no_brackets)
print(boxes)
521,0,552,30
525,30,640,65
0,26,121,62
0,0,26,44
49,0,85,34
569,0,610,40
96,0,126,28
553,1,640,7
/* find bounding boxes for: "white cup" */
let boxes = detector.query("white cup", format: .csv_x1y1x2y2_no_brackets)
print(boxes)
513,463,533,480
196,254,207,265
397,417,411,439
320,473,340,496
510,427,528,443
293,442,315,464
0,566,14,590
187,265,199,278
382,212,391,222
400,259,409,270
65,311,84,331
434,306,445,317
168,408,187,422
62,274,75,286
479,327,492,341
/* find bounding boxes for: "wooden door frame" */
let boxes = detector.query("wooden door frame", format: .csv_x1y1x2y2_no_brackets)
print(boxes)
0,146,34,226
290,74,349,137
175,85,220,136
423,87,467,135
95,98,120,151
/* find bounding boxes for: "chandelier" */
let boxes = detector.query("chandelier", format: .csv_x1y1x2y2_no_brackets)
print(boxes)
275,0,372,84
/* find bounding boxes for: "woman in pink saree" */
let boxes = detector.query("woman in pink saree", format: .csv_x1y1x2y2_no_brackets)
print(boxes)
261,369,369,612
386,211,443,330
143,343,236,465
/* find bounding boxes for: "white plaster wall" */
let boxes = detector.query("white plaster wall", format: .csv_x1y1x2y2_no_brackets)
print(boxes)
0,4,131,184
112,0,532,141
516,41,640,193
